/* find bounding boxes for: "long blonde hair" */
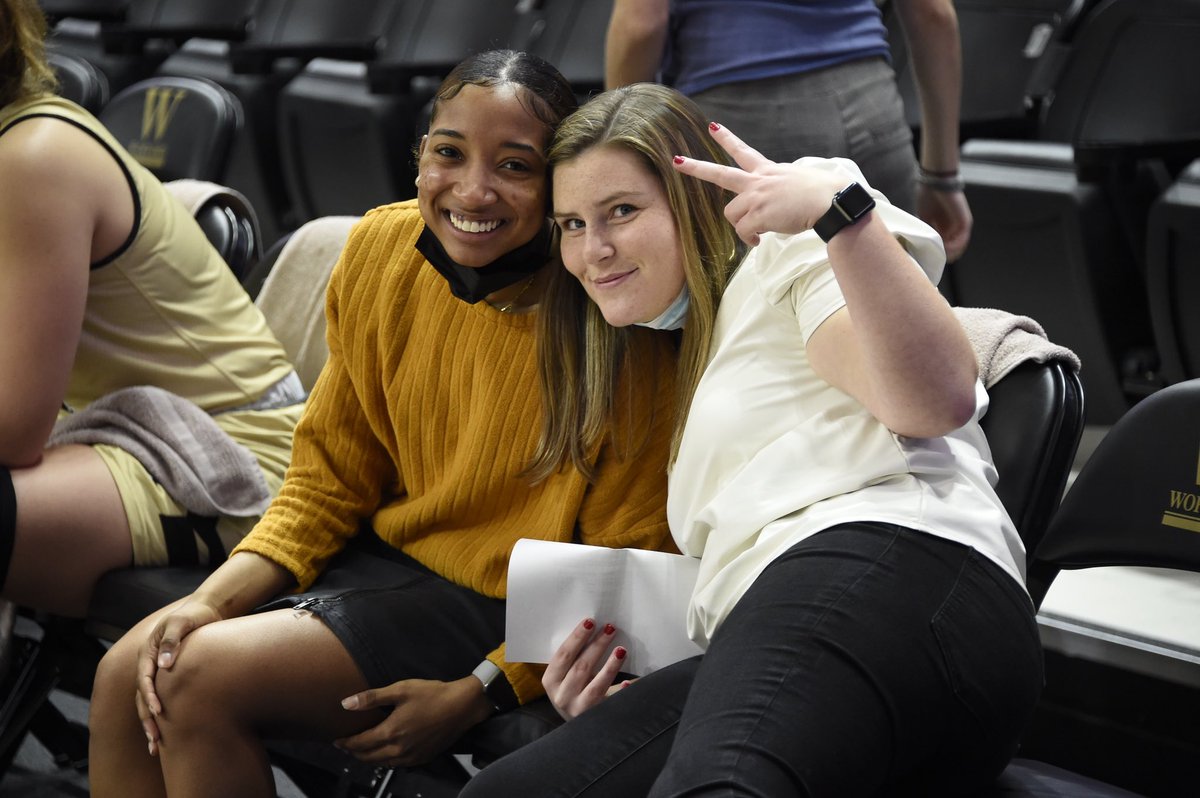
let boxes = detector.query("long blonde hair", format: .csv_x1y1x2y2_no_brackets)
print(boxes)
0,0,56,108
529,83,746,481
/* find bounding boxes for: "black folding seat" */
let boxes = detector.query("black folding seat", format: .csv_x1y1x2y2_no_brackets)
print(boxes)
1146,158,1200,386
38,0,132,25
951,0,1200,426
276,0,526,222
46,3,165,95
46,48,110,112
45,0,260,98
98,74,243,183
520,0,614,103
887,0,1074,143
155,0,400,242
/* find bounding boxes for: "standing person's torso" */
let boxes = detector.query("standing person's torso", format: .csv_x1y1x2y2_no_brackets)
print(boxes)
663,0,891,95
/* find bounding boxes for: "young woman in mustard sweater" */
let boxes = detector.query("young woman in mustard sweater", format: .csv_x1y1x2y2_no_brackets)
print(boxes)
88,51,677,797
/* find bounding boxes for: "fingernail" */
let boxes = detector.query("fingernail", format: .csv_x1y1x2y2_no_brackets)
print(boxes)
673,155,685,165
341,696,359,709
709,122,721,131
615,646,627,660
158,652,172,668
583,618,595,630
603,623,615,635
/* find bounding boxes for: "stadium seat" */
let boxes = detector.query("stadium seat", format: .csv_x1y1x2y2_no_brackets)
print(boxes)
276,0,525,222
154,0,400,242
1027,378,1200,603
38,0,132,25
98,74,243,183
44,0,261,97
521,0,613,103
887,0,1073,143
1146,158,1200,385
951,0,1200,425
46,48,109,112
164,179,263,281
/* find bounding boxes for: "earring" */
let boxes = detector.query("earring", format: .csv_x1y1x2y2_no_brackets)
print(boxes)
414,174,421,187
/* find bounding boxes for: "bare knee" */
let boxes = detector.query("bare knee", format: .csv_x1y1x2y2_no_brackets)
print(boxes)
91,631,141,729
151,627,243,735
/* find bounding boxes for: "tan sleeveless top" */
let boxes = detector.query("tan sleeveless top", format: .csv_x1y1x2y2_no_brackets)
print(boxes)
0,95,294,411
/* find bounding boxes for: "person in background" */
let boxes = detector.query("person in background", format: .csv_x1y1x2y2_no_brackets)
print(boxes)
605,0,973,261
462,82,1041,797
0,0,303,630
88,50,676,798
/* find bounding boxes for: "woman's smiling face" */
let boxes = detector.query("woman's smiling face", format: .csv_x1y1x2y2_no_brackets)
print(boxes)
553,145,686,327
416,83,550,268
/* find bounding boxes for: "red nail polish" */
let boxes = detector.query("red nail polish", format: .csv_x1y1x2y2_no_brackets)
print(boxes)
603,623,615,635
583,619,594,630
709,122,721,132
673,155,685,165
615,647,627,660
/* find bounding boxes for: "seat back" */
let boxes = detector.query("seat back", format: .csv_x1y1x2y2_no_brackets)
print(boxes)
46,48,110,112
979,359,1086,557
888,0,1072,142
277,0,522,222
99,75,243,182
1146,158,1200,386
523,0,613,101
1035,0,1200,145
40,0,134,24
1027,378,1200,605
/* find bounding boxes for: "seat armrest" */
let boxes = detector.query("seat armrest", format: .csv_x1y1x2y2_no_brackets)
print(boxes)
961,139,1076,170
101,23,250,53
230,42,380,74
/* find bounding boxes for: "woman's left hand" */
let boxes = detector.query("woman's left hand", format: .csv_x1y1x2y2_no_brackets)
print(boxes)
672,123,846,246
335,675,492,767
543,618,629,720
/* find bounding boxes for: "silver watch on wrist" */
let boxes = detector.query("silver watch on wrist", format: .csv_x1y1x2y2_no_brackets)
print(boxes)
471,659,515,713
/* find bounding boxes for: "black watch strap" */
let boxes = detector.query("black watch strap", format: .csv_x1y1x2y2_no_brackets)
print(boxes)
813,181,877,243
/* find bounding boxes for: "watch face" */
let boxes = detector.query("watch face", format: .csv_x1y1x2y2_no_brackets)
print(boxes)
836,182,875,219
815,181,877,243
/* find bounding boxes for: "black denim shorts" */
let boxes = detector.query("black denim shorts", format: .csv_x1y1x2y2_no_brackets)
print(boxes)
258,530,506,688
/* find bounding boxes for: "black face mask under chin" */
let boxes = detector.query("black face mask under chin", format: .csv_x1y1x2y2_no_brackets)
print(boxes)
415,223,552,304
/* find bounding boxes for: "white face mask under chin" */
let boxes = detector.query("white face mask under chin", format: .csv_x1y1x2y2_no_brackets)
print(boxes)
635,285,690,331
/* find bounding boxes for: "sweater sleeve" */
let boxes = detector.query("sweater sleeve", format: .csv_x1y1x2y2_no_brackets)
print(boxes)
231,213,400,589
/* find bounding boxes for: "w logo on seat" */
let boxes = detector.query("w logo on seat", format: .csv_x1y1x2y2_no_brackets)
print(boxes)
140,87,188,141
1161,443,1200,533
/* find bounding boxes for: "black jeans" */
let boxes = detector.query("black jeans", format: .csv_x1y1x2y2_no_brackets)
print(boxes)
463,522,1044,797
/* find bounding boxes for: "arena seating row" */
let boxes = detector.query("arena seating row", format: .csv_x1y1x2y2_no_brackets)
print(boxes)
42,0,612,244
890,0,1200,425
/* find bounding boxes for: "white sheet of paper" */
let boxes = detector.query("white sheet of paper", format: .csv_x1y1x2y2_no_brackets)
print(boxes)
505,538,705,676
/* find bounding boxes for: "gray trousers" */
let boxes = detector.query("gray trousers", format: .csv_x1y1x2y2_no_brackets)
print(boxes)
691,57,918,212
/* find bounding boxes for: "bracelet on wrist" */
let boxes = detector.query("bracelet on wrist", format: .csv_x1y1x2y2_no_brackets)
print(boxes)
917,168,965,193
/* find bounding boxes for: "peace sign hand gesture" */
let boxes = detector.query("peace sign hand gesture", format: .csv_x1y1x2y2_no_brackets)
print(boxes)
672,123,849,247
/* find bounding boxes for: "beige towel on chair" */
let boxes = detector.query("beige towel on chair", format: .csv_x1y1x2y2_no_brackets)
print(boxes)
254,216,359,391
954,306,1081,388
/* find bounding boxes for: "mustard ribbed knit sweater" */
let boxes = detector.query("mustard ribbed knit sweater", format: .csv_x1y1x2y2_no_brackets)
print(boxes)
232,201,675,701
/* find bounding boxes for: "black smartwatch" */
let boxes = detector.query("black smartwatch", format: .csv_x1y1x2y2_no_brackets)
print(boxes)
813,181,876,243
471,659,519,713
